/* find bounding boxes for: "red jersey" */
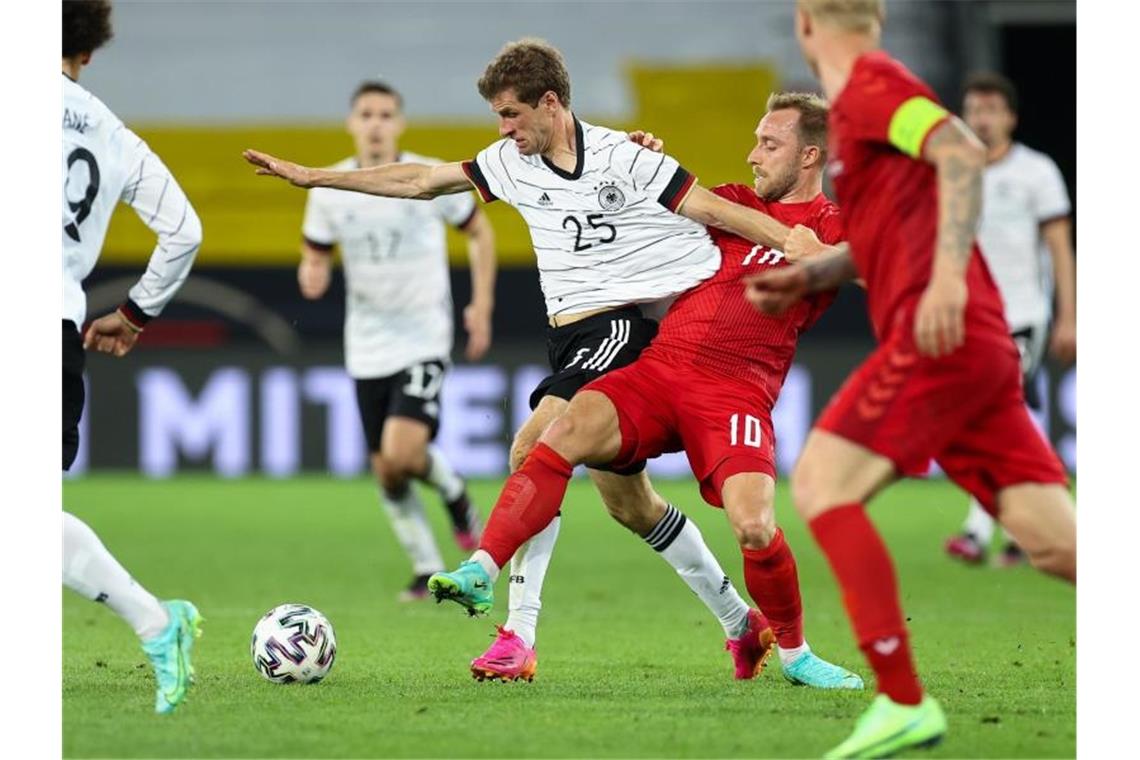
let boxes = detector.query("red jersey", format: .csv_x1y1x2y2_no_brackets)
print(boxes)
645,184,842,409
828,51,1008,342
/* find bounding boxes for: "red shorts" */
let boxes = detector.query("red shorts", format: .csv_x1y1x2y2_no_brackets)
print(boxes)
816,326,1068,514
583,354,776,507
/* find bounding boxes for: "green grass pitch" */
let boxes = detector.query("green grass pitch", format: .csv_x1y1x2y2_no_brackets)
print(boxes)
63,475,1074,758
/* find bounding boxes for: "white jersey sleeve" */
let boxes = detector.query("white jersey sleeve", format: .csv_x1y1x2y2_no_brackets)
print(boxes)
610,141,697,211
462,140,517,205
1030,154,1072,223
301,188,337,249
118,136,203,324
62,76,201,328
431,189,477,228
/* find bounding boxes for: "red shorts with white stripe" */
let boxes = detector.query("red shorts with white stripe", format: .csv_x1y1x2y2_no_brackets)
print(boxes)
816,325,1068,514
583,353,776,507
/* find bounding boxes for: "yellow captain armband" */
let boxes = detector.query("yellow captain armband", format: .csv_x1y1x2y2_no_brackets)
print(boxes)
887,96,950,158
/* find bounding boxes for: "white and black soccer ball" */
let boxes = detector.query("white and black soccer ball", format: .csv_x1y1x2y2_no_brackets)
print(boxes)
251,603,337,684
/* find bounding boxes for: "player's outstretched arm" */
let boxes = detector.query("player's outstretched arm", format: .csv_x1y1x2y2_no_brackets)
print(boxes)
462,210,497,361
1043,216,1076,364
913,116,986,357
243,149,472,199
675,184,789,250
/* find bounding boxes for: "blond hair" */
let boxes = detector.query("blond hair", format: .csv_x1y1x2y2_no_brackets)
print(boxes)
798,0,886,33
766,91,830,163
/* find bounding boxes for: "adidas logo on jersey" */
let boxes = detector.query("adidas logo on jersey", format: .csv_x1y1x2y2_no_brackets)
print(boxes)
537,192,553,207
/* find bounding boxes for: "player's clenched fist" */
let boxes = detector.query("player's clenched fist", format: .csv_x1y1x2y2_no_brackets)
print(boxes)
783,224,827,262
83,310,141,357
743,266,810,315
913,274,967,357
463,303,493,361
298,253,332,300
243,149,316,187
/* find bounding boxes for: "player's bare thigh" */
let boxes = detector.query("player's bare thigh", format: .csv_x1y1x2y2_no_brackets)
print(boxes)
996,483,1076,583
791,429,897,520
539,390,623,466
720,472,778,550
514,392,664,534
509,395,568,473
371,416,431,490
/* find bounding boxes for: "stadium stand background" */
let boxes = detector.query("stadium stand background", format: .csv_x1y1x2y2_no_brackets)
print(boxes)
75,0,1076,477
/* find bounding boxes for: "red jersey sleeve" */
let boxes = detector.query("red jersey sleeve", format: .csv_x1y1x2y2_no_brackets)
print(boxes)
844,53,952,159
813,204,845,246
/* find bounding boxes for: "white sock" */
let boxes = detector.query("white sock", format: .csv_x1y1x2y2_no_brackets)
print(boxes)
504,516,561,648
62,512,170,641
469,549,501,582
645,505,751,638
778,640,811,667
381,484,444,575
421,445,465,503
962,499,996,547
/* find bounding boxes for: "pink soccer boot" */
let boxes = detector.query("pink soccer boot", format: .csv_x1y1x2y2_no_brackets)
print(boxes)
725,608,777,680
470,626,538,682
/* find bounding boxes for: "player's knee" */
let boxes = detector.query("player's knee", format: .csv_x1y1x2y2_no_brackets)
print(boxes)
1025,536,1077,583
508,435,536,474
539,410,596,463
730,510,777,550
374,454,413,493
388,447,428,480
790,460,825,519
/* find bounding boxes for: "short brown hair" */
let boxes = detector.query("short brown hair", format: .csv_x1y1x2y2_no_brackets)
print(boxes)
63,0,113,58
350,80,403,110
477,38,571,107
766,91,830,162
798,0,885,33
963,71,1019,114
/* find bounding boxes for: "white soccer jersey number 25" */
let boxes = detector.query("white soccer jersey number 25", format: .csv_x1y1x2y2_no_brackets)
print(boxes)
561,213,618,252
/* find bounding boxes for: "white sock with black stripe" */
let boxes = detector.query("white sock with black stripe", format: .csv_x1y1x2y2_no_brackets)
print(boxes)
645,505,751,639
504,516,561,648
380,484,445,576
421,445,465,504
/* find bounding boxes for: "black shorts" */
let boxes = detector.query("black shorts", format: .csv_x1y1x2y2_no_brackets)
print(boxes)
530,306,659,475
1011,323,1047,411
63,320,85,471
355,359,448,453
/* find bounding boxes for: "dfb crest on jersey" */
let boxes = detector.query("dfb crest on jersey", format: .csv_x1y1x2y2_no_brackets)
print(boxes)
597,184,626,211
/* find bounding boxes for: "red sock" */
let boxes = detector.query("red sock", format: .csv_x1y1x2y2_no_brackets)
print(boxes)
809,503,922,705
741,529,804,649
478,443,573,569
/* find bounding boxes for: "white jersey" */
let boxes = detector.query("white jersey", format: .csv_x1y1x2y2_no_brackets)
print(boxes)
461,117,720,317
977,142,1071,330
302,153,477,379
62,75,201,328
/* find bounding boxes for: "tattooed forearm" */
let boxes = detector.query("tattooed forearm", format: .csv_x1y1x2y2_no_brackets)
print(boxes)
925,118,986,275
803,243,859,292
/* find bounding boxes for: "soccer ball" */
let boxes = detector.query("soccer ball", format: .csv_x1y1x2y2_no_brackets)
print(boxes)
251,603,337,684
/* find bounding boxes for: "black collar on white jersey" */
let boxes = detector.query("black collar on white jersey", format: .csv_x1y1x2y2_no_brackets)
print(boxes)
541,115,585,181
